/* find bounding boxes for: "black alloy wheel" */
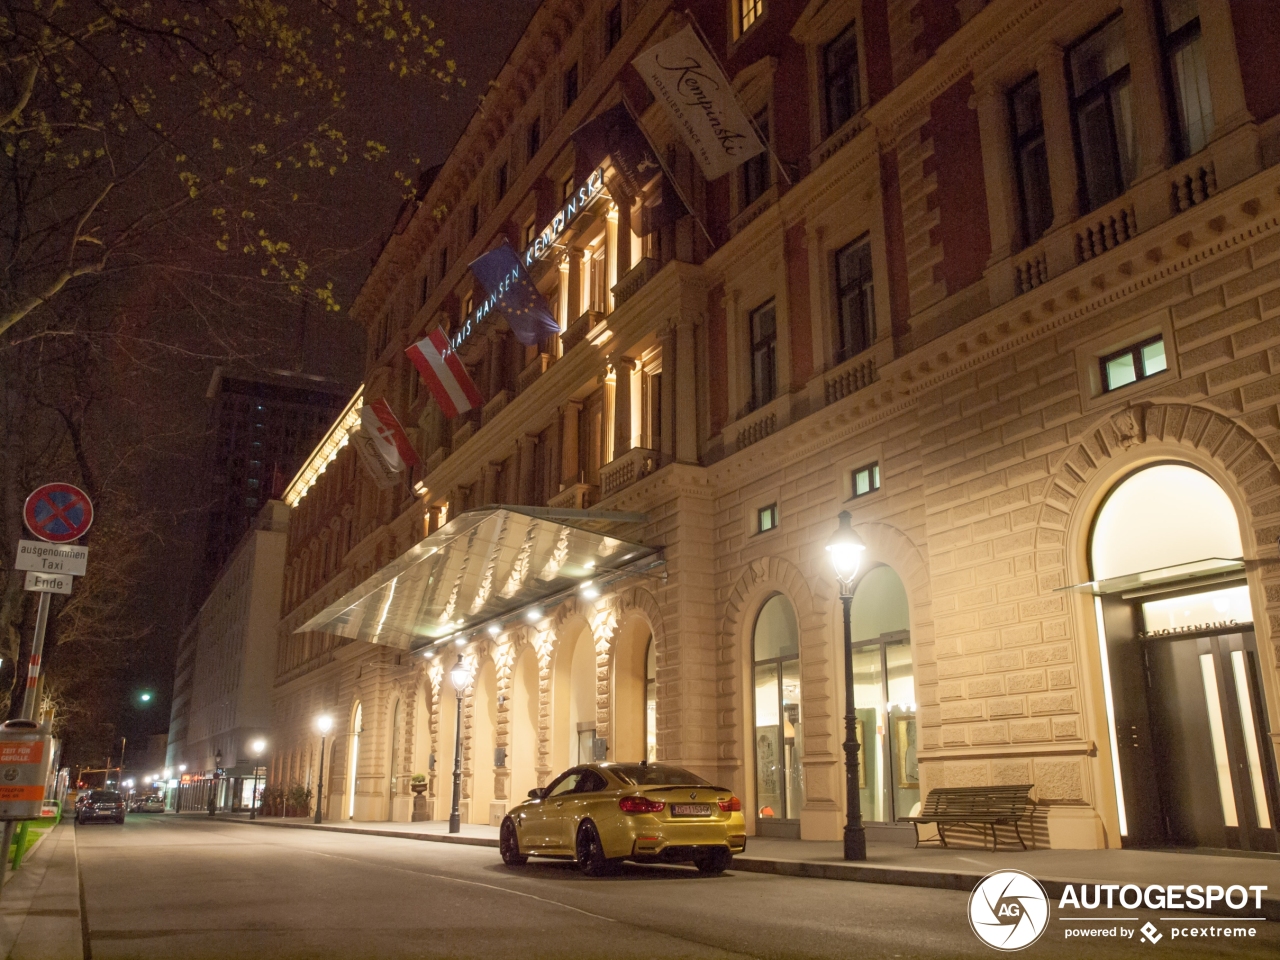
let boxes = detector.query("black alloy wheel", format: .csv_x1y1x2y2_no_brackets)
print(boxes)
575,821,614,877
500,818,528,867
693,847,733,875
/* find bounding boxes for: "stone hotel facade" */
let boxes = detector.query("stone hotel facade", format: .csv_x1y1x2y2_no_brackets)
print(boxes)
269,0,1280,852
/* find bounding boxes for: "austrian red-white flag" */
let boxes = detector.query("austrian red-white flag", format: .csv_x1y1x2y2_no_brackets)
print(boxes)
405,329,484,419
361,399,421,473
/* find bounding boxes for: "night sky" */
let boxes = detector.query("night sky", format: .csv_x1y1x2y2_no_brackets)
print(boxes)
116,1,543,766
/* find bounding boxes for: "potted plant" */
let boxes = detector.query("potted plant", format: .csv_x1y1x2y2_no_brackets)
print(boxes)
410,773,430,822
410,773,428,795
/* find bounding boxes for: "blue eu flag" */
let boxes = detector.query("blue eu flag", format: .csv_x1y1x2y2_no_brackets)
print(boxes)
467,242,560,346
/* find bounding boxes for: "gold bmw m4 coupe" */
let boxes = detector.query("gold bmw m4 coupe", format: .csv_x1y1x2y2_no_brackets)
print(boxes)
499,762,746,876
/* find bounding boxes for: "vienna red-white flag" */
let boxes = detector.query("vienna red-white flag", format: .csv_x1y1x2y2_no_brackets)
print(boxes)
361,399,421,473
405,329,484,419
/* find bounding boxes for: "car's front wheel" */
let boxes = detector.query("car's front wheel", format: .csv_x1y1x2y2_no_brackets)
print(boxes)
693,847,733,875
575,821,615,877
499,818,527,867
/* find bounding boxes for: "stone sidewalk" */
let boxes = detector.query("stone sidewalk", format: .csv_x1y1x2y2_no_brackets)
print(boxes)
228,814,1280,919
0,822,83,960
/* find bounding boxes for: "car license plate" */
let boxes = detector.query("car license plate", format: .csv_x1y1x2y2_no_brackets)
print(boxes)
671,803,712,817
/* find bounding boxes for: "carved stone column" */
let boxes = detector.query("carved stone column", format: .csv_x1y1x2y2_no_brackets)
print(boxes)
605,203,619,314
492,640,515,802
975,81,1022,264
611,356,635,458
532,628,555,787
560,400,581,487
1198,0,1251,137
515,434,537,506
1122,0,1173,180
590,602,619,757
1035,43,1080,229
674,318,699,463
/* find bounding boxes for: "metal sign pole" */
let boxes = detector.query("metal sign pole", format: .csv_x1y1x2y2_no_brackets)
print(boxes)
20,591,52,721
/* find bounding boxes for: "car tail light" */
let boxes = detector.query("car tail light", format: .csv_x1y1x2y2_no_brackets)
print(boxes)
618,796,666,814
718,797,741,812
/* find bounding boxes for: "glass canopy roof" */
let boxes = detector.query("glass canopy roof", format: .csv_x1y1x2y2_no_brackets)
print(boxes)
1057,557,1245,596
297,507,658,650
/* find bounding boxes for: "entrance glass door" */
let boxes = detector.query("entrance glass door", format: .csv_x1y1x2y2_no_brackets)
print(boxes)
851,633,919,823
1145,631,1277,850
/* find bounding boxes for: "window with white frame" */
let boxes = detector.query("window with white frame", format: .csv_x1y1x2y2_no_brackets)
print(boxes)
749,299,778,411
1067,14,1136,213
739,0,764,36
740,110,771,208
1158,0,1213,158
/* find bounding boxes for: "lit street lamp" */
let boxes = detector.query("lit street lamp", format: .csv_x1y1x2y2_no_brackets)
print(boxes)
176,764,187,813
314,715,333,825
448,655,472,834
249,739,266,820
827,509,868,862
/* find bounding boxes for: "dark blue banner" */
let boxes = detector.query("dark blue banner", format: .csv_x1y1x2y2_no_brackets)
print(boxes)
467,242,560,347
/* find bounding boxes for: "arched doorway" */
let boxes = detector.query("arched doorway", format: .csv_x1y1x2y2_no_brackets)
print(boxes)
1090,463,1277,851
611,618,651,763
471,659,498,824
387,700,402,821
753,594,803,837
509,646,540,801
848,565,917,824
346,702,362,820
552,625,597,772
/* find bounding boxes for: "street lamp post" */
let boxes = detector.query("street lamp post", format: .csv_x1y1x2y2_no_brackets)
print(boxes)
314,715,333,824
827,509,868,862
249,739,266,820
448,656,471,834
176,764,187,813
208,750,222,816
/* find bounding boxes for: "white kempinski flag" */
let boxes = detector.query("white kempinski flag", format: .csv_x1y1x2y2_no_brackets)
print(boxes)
632,24,765,182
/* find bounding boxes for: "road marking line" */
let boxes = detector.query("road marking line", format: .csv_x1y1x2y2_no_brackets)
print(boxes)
304,849,618,923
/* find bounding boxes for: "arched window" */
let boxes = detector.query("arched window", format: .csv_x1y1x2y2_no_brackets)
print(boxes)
644,640,657,762
753,595,803,835
849,565,917,822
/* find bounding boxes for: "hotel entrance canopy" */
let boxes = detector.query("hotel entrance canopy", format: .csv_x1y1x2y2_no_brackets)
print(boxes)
297,507,660,652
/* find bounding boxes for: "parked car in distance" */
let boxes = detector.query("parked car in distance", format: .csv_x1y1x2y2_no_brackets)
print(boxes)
129,795,165,813
500,762,746,876
76,790,126,824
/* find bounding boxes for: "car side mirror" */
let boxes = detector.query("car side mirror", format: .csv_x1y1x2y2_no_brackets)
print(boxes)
527,788,544,800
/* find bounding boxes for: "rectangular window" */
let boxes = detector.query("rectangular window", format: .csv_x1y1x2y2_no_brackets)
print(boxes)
823,21,861,134
438,247,449,281
560,174,574,205
740,0,763,35
419,274,431,308
496,163,508,201
527,117,542,161
1158,0,1214,158
469,203,479,239
749,299,777,411
1010,75,1054,246
851,463,880,498
757,503,779,533
1068,15,1136,213
522,218,537,252
1101,336,1168,392
564,63,579,110
740,111,770,208
834,235,874,363
605,5,622,53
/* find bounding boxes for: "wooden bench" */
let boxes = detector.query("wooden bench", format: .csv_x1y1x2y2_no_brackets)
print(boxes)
900,785,1034,851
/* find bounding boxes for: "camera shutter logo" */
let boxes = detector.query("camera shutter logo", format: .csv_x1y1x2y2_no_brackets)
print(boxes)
968,870,1050,951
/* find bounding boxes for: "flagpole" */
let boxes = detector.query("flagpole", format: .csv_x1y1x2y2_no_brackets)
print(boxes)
619,96,716,249
678,11,794,187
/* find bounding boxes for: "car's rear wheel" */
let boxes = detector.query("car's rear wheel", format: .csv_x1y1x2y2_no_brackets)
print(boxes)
693,847,732,875
575,821,615,877
500,818,527,867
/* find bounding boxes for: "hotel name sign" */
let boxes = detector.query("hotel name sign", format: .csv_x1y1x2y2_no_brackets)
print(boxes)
1138,618,1248,639
449,167,606,353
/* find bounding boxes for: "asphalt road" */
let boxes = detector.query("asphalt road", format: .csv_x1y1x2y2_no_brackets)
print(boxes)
71,815,1277,960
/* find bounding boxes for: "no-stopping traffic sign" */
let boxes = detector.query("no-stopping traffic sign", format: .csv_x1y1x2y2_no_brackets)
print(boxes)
22,483,93,544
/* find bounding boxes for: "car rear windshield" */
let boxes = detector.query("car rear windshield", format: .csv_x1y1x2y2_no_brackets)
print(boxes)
609,764,710,786
89,791,121,802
